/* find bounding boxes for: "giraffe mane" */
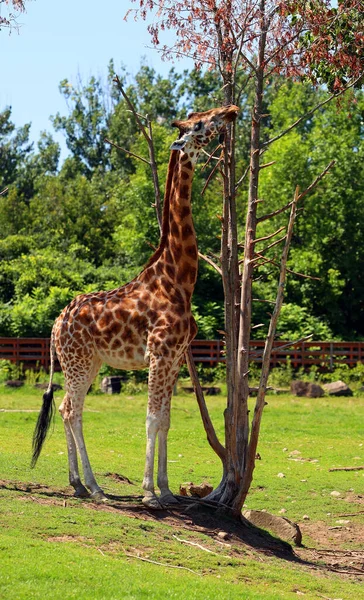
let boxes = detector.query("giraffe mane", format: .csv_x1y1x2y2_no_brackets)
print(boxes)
143,149,179,270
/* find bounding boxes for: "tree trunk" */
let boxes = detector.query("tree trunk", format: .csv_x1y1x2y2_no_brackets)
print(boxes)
208,1,267,513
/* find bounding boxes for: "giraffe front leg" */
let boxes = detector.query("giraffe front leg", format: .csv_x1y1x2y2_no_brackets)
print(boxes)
158,426,179,506
157,365,181,506
142,411,162,509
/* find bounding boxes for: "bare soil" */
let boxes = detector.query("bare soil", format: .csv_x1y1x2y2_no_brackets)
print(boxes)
1,479,363,580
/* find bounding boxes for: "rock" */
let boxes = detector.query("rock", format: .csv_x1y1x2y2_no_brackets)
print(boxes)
302,515,310,520
290,380,324,398
290,380,308,396
279,508,287,514
330,490,341,497
323,380,353,397
243,509,302,546
34,382,63,391
277,472,285,478
217,531,229,540
307,383,325,398
336,519,350,524
5,380,24,388
179,481,213,498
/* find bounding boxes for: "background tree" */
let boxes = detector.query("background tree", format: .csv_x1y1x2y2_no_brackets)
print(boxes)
1,62,363,342
130,0,363,515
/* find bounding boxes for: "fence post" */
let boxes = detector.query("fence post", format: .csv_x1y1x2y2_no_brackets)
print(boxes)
15,337,20,367
329,342,333,371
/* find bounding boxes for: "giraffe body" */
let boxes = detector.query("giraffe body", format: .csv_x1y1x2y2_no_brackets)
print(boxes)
32,105,239,508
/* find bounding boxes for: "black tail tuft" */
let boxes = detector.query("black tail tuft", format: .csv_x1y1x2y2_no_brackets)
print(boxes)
31,389,55,468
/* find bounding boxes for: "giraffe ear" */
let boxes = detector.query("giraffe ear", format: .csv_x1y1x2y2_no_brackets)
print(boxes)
171,119,188,133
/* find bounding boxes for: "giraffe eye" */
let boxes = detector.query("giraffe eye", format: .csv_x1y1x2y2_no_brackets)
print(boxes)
194,121,202,132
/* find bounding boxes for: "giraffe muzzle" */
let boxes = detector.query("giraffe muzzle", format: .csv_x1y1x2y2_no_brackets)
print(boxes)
170,138,187,151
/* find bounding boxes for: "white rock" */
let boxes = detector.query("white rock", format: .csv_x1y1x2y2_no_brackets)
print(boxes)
279,508,287,514
330,490,341,497
336,519,350,524
302,514,310,520
277,472,285,478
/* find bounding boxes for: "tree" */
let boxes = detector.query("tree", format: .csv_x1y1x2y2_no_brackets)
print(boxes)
130,0,363,515
0,0,25,30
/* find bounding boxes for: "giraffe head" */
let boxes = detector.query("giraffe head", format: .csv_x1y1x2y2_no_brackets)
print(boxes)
170,105,239,152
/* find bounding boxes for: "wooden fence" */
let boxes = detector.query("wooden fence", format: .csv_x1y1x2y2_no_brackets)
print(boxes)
0,337,363,372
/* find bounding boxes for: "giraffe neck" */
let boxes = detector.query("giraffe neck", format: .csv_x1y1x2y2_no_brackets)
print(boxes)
138,149,199,300
158,149,198,297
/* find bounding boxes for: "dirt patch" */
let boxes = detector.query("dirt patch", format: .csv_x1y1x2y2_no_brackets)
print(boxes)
344,492,364,505
104,472,135,485
47,535,90,543
300,519,364,549
1,479,363,580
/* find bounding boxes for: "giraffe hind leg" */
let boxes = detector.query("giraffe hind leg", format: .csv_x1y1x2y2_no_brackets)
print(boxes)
63,416,89,498
59,358,106,501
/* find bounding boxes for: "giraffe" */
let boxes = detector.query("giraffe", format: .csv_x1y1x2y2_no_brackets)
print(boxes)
31,104,239,509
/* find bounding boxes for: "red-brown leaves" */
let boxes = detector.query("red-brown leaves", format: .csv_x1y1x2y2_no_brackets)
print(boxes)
126,1,362,87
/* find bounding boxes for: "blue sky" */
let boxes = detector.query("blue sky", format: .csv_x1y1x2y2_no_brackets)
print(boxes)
0,0,192,154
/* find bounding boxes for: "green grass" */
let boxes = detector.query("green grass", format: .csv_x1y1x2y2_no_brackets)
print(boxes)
0,384,363,599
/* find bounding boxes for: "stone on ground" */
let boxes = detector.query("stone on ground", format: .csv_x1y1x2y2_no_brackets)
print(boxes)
290,380,324,397
323,380,353,396
243,509,302,546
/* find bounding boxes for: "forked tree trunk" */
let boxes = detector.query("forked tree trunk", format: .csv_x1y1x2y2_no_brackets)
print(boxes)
208,3,268,514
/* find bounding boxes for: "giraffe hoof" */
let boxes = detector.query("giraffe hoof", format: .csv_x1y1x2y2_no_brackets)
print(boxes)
91,490,108,503
142,495,164,510
73,487,90,499
160,493,179,506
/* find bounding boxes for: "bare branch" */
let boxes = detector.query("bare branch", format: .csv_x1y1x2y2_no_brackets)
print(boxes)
201,145,222,171
147,118,163,231
329,466,364,472
252,298,276,304
0,187,8,196
250,335,314,358
235,164,250,191
257,235,287,255
112,76,162,231
259,160,276,170
253,252,321,280
201,157,223,196
123,551,202,576
253,226,286,244
104,138,150,166
257,160,336,223
238,186,301,507
263,74,363,148
185,347,226,465
297,160,336,200
173,535,227,556
198,252,222,275
257,200,294,224
113,76,150,145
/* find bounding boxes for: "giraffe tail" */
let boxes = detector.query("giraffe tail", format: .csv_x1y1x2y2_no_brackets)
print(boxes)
31,334,56,468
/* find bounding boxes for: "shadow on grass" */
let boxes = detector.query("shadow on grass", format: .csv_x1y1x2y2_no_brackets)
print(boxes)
1,479,363,578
